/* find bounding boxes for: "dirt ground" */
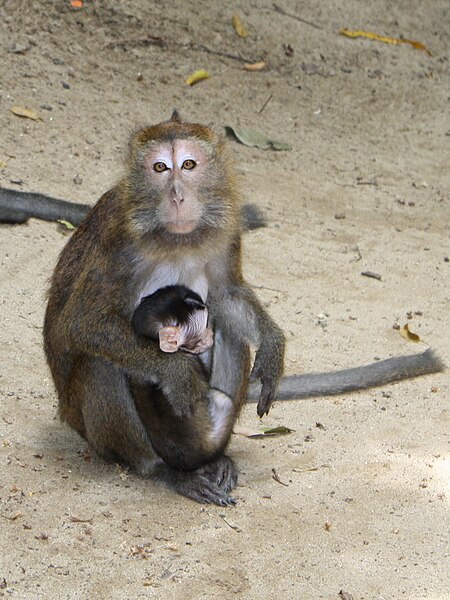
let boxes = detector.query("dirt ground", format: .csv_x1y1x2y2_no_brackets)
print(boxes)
0,1,449,598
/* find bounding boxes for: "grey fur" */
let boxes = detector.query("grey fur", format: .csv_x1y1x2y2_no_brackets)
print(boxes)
248,349,444,401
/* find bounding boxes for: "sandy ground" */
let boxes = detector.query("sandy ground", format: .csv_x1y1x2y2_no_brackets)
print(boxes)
0,1,449,598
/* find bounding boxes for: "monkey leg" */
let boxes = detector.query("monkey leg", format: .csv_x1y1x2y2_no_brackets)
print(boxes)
209,328,251,413
75,357,158,476
133,384,233,471
74,358,235,504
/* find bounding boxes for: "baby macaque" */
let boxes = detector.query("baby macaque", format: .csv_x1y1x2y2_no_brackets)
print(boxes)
132,285,213,355
131,285,234,475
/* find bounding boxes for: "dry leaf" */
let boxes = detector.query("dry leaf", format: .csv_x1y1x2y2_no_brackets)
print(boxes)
11,106,40,120
70,515,93,523
225,125,291,151
271,468,289,486
70,0,83,7
2,512,23,521
185,70,210,86
234,424,294,438
399,323,421,343
243,61,266,71
232,14,249,38
339,29,431,55
0,160,7,169
219,514,242,532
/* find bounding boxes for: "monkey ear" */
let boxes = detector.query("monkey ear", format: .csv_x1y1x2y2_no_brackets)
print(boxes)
170,110,182,123
184,294,206,311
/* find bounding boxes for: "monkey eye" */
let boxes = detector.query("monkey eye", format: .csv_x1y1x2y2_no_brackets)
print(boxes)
182,159,196,171
153,161,168,173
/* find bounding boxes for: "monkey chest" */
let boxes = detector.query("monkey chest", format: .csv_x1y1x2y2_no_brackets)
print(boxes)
138,261,209,303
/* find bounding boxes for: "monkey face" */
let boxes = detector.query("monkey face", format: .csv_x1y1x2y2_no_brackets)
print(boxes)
127,117,241,247
144,139,209,234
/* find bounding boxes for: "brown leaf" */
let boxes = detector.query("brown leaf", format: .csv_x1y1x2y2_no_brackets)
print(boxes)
11,106,40,120
243,61,266,71
231,14,249,38
399,323,421,343
339,29,431,56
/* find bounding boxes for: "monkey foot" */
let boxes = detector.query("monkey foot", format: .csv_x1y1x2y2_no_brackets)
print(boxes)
164,468,236,506
199,455,239,493
191,327,214,354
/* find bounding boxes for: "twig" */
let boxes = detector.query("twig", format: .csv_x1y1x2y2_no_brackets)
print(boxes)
271,468,289,486
273,4,323,30
104,36,165,49
361,271,382,281
186,42,253,64
105,37,255,64
219,514,242,532
258,93,273,114
350,246,363,263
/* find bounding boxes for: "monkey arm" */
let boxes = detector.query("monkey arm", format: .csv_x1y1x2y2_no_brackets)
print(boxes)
54,292,208,418
210,283,286,417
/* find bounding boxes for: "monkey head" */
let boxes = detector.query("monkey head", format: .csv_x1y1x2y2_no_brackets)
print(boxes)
125,113,241,248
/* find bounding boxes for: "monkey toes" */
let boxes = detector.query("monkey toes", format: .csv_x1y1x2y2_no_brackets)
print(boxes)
199,455,239,493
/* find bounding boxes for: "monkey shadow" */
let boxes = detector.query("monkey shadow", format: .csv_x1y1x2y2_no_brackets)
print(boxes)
41,419,140,484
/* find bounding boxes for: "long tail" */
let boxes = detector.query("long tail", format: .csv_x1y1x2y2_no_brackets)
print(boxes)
248,349,444,401
0,187,91,225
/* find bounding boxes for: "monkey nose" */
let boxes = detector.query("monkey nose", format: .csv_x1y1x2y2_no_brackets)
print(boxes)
171,195,185,206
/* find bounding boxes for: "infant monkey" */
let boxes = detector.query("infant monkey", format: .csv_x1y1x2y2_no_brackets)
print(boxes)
132,285,235,475
133,285,213,355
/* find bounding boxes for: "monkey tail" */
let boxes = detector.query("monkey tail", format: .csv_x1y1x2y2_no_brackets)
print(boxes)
247,349,445,402
0,187,90,225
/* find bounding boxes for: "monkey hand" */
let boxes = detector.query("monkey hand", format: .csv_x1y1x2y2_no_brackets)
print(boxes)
158,353,209,418
250,344,284,418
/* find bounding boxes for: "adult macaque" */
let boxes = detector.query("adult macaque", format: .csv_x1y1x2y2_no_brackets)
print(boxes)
42,112,443,505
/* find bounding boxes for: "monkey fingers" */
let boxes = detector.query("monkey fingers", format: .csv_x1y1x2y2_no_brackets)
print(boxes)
159,354,209,417
256,384,276,418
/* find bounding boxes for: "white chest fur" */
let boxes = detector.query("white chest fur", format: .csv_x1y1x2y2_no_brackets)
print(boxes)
138,258,209,302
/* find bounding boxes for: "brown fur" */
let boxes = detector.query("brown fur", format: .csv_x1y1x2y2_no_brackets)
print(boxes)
43,114,285,505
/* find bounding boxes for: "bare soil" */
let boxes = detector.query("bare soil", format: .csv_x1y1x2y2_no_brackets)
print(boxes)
0,1,449,598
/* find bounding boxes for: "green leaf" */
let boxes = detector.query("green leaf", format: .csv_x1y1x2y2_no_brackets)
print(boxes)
224,125,291,151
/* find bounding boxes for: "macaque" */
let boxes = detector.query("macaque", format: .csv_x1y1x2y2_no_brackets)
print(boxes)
133,285,213,354
42,112,443,505
43,111,283,506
